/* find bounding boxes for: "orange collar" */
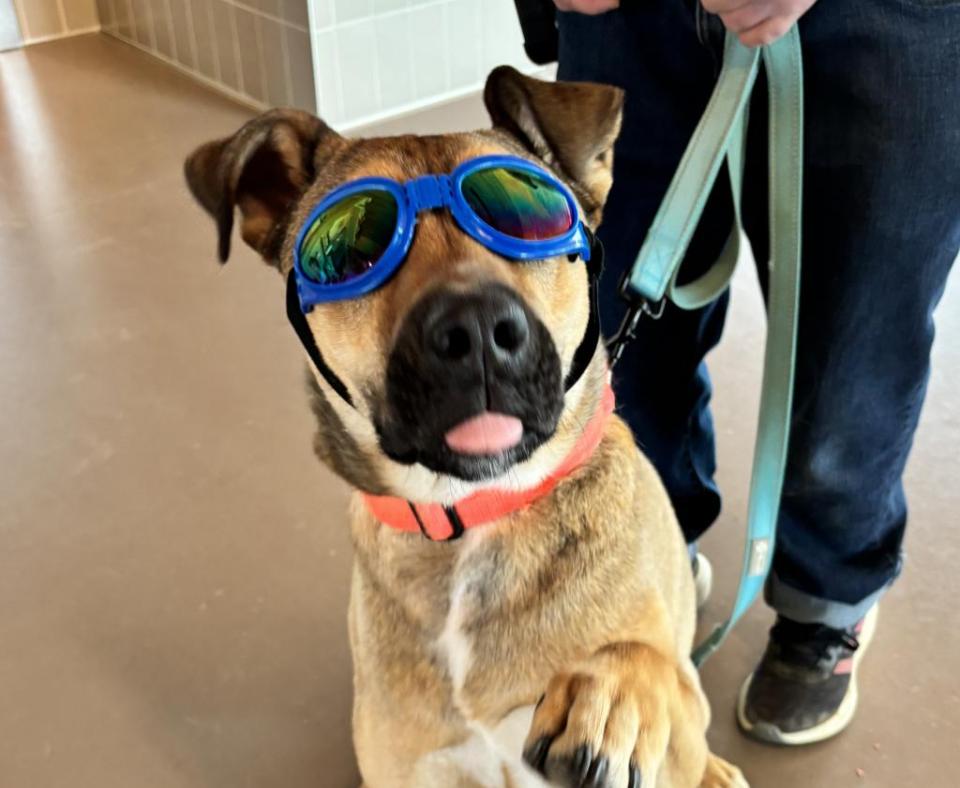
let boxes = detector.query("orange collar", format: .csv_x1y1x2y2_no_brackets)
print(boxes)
362,385,615,541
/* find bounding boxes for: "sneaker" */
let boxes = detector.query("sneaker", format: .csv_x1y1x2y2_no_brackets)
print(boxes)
692,552,713,610
737,606,879,745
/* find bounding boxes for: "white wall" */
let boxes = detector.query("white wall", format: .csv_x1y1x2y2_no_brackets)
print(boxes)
307,0,537,130
1,0,22,49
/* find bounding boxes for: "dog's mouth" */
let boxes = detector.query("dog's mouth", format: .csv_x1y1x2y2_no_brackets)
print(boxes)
378,411,557,482
375,284,564,482
444,412,524,455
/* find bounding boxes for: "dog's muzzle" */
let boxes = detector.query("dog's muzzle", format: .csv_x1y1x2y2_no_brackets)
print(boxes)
376,283,564,481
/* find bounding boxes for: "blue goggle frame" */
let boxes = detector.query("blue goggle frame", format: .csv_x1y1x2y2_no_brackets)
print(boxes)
291,154,592,313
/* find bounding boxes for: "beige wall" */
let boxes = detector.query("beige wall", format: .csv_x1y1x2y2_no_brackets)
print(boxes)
96,0,315,113
15,0,99,42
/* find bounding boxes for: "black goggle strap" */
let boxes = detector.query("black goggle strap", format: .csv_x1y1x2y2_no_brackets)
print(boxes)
562,228,605,392
285,229,604,411
285,271,355,407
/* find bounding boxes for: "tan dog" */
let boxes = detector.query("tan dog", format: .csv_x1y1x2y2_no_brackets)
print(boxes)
184,66,747,788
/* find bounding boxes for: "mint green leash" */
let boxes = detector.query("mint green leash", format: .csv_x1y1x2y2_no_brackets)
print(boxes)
608,29,804,666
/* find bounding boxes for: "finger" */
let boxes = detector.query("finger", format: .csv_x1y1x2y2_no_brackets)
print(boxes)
545,675,612,759
631,692,670,783
599,699,641,788
523,677,573,770
701,0,756,16
554,0,620,13
738,14,795,47
719,4,772,33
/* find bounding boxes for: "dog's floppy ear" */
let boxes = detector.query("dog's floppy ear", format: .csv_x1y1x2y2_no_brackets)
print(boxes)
184,108,344,264
484,66,623,219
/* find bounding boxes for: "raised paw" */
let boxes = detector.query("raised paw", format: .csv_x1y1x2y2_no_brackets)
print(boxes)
522,645,674,788
523,739,642,788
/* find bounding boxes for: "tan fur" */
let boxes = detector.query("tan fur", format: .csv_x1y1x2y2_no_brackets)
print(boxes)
184,67,747,788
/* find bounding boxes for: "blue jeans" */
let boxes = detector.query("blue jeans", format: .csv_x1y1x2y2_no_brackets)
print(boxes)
558,1,960,628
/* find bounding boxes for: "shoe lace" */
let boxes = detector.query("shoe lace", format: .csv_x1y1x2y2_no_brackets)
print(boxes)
769,618,860,666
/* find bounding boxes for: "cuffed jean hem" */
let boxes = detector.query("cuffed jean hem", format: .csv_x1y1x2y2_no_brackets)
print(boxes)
764,571,890,629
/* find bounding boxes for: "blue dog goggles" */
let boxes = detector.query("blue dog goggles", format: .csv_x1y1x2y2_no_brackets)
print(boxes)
291,154,592,313
285,154,603,408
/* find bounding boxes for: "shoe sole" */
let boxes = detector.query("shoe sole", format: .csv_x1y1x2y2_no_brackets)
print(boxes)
736,605,879,746
694,553,713,611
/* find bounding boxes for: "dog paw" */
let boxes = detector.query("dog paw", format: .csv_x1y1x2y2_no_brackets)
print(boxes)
523,738,641,788
699,754,749,788
522,646,674,788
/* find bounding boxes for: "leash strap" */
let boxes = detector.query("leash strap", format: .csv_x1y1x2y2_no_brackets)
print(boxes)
617,30,804,666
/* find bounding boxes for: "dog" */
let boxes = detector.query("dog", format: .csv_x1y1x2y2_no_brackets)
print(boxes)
184,66,747,788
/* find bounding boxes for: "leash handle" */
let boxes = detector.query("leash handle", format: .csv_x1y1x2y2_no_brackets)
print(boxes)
621,34,759,310
616,30,804,667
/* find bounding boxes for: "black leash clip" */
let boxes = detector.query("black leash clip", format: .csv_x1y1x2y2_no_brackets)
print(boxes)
606,294,665,368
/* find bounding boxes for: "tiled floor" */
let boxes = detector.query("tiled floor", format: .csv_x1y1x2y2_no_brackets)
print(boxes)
1,33,958,788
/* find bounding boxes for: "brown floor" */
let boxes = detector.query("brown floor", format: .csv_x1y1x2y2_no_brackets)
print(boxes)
1,33,958,788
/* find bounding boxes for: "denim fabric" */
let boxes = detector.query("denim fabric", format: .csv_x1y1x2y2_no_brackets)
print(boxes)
558,1,960,626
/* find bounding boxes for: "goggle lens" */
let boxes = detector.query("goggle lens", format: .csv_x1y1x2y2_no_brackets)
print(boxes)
460,166,574,241
298,189,398,286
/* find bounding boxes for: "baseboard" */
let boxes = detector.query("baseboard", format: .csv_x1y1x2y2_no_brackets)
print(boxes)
23,25,101,47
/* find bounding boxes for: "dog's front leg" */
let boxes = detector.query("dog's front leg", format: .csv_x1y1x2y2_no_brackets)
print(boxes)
521,643,747,788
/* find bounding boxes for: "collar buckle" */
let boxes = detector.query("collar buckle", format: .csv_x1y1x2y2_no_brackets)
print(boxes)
408,502,466,541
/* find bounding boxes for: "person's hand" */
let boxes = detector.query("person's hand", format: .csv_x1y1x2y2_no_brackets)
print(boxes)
553,0,619,14
701,0,817,47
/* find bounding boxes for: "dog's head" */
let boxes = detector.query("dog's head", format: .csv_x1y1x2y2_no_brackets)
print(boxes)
184,67,623,503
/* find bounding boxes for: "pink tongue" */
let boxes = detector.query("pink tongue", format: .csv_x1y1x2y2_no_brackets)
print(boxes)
444,413,524,455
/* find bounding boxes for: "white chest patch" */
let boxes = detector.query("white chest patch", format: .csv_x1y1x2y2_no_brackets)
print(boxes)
427,534,548,787
411,712,549,788
436,529,486,713
438,576,474,710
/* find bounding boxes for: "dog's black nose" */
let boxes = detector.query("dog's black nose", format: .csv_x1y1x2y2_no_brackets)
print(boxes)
422,286,533,373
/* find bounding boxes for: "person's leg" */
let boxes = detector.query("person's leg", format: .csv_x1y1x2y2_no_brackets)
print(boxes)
749,0,960,627
558,4,734,544
737,0,960,743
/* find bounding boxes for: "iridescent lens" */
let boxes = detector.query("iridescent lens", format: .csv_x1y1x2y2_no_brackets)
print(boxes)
298,189,398,286
460,166,574,241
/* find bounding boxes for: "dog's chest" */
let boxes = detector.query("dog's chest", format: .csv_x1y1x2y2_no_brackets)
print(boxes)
431,531,552,787
435,530,499,709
